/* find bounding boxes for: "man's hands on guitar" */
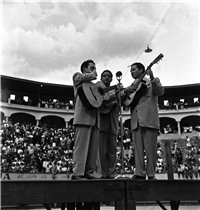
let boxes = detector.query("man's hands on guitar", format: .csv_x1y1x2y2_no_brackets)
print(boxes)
146,68,154,81
118,82,124,90
124,83,138,94
89,69,98,80
115,83,124,95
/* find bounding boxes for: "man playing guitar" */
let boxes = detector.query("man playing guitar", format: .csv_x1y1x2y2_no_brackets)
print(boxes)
71,59,99,180
122,62,165,180
98,70,119,179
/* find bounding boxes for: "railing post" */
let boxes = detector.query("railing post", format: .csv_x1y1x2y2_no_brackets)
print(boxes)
164,140,174,180
164,140,180,210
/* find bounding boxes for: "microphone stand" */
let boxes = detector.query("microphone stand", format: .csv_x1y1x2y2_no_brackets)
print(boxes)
116,74,129,179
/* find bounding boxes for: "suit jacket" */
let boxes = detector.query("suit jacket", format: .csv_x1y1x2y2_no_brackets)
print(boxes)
73,72,100,127
99,104,119,136
130,77,164,131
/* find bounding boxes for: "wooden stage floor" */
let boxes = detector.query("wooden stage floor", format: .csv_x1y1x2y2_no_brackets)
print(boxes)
1,178,200,210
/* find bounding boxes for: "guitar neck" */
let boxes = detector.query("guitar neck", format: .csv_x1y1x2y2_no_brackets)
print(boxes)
103,85,118,93
134,71,147,86
134,62,154,86
130,53,163,87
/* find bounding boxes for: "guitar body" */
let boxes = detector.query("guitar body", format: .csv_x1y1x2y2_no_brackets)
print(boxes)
123,82,147,108
100,97,118,114
76,51,164,111
77,81,110,110
123,53,164,108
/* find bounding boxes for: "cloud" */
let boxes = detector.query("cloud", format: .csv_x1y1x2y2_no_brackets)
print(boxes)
2,1,199,86
2,2,43,30
3,2,156,77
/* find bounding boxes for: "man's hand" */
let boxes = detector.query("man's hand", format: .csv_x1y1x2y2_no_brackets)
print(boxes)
124,84,138,94
146,68,154,81
90,69,97,80
118,82,124,90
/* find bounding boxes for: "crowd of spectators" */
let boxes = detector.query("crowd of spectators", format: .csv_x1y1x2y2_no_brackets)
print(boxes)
160,124,177,134
115,141,165,175
162,99,200,110
173,136,200,179
1,122,200,179
159,124,200,134
8,94,200,112
1,122,75,176
39,99,74,110
9,97,74,110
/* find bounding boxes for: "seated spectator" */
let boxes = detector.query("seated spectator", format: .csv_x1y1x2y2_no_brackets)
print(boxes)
1,121,199,181
186,136,191,148
175,148,183,167
177,164,185,179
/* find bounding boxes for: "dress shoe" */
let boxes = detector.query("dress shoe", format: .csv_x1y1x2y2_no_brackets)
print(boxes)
107,175,115,179
84,174,95,179
100,176,107,179
148,176,157,180
131,175,146,180
71,175,87,180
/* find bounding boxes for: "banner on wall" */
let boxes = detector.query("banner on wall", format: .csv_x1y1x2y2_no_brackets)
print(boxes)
1,172,71,180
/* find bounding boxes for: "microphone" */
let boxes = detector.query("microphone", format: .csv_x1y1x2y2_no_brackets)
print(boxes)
116,71,122,78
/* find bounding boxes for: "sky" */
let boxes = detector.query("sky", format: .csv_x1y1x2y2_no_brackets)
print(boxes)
1,0,200,87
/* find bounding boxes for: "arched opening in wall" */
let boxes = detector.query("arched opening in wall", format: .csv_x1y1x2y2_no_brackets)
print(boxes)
41,115,65,129
180,115,200,133
1,112,5,122
10,113,36,125
159,117,177,134
68,118,74,128
124,118,131,130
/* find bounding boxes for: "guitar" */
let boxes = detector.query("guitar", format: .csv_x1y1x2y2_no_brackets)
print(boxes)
123,53,164,107
77,81,118,110
100,89,118,114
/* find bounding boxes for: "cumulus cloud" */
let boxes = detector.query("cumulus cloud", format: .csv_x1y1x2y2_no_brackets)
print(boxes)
3,2,156,78
2,1,199,86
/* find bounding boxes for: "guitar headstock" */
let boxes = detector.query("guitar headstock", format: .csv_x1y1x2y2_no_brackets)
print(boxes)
148,53,164,69
152,53,164,64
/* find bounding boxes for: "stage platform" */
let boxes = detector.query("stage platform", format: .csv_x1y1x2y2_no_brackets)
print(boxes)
1,205,200,210
1,179,200,210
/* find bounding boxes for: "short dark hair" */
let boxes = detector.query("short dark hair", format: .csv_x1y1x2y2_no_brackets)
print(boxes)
80,59,95,73
131,62,145,72
101,69,113,79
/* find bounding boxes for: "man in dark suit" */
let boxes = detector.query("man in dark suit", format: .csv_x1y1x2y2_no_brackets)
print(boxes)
71,59,100,180
98,70,119,179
